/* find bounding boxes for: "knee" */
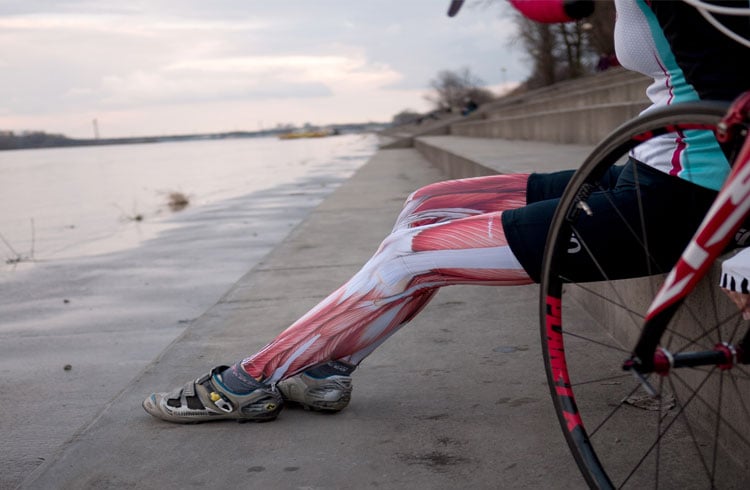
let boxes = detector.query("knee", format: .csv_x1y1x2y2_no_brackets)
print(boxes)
394,186,433,230
377,227,415,255
406,181,449,203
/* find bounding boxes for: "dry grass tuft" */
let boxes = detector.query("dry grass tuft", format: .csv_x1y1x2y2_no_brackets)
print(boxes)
167,191,190,212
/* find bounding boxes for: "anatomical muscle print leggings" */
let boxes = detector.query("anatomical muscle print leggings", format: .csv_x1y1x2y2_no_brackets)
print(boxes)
240,173,534,383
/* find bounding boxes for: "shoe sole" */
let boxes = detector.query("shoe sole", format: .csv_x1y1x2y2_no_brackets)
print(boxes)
143,393,282,424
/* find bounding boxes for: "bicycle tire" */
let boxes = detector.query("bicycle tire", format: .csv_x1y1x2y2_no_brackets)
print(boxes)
539,101,750,489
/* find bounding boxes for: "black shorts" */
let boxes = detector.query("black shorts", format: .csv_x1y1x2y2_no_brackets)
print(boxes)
501,159,719,283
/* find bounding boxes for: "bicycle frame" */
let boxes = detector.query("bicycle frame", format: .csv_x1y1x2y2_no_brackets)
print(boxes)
626,91,750,375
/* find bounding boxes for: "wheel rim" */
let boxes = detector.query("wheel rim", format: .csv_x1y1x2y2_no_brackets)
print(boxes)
540,102,750,488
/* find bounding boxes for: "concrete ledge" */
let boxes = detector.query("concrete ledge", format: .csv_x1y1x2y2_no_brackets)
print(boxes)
471,68,647,120
451,102,650,145
413,135,593,176
413,138,498,177
379,68,648,150
482,78,649,119
379,136,413,149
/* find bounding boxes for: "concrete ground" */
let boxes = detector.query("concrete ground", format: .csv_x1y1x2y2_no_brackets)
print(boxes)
18,144,591,489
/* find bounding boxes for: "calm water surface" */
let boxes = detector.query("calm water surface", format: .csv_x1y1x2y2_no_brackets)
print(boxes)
0,134,376,261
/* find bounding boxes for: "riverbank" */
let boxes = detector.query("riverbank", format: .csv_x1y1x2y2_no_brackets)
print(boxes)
0,123,387,151
0,135,377,488
13,141,588,489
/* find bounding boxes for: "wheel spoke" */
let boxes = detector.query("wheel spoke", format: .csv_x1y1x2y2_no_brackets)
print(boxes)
538,102,743,488
558,280,647,323
619,368,717,487
710,371,724,486
671,370,750,450
666,376,715,486
562,328,631,354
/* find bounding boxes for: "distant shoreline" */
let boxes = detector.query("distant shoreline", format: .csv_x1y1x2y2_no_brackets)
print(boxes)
0,122,388,151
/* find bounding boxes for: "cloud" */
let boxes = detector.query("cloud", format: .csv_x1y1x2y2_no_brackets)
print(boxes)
0,12,268,35
166,54,401,89
64,52,402,107
0,1,527,137
95,69,333,105
1,9,403,111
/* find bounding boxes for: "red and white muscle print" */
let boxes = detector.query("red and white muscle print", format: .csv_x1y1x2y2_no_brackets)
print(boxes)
240,173,533,382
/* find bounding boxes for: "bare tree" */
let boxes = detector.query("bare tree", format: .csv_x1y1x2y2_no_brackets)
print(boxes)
506,1,616,88
586,1,616,57
514,15,558,87
425,67,495,113
558,21,587,78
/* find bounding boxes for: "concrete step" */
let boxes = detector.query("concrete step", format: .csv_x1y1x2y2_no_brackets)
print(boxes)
450,101,649,145
381,68,649,149
413,135,593,178
473,68,646,119
481,77,650,118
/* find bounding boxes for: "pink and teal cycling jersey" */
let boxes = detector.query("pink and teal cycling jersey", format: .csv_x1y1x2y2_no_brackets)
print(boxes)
615,0,749,191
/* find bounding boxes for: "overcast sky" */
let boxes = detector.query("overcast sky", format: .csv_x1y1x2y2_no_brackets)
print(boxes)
0,0,526,138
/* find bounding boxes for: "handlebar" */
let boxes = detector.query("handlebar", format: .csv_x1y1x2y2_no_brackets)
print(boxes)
447,0,464,18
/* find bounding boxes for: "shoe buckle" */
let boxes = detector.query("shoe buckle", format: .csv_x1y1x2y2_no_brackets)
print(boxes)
210,391,234,413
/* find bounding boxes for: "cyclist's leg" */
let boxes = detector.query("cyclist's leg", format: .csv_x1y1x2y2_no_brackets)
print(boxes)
392,173,530,230
265,173,542,409
144,170,574,422
245,174,538,383
256,163,624,380
251,164,622,379
299,171,589,371
392,168,595,230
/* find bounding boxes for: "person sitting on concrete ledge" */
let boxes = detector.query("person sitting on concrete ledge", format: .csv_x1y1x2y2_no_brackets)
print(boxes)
143,0,750,423
461,97,478,116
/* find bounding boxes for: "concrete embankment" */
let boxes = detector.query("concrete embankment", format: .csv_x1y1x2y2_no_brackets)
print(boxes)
21,144,588,489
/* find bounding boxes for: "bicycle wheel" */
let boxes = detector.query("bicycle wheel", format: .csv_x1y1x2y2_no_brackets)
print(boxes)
539,102,750,489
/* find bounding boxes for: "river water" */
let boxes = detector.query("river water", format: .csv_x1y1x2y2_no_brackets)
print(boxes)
0,133,377,262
